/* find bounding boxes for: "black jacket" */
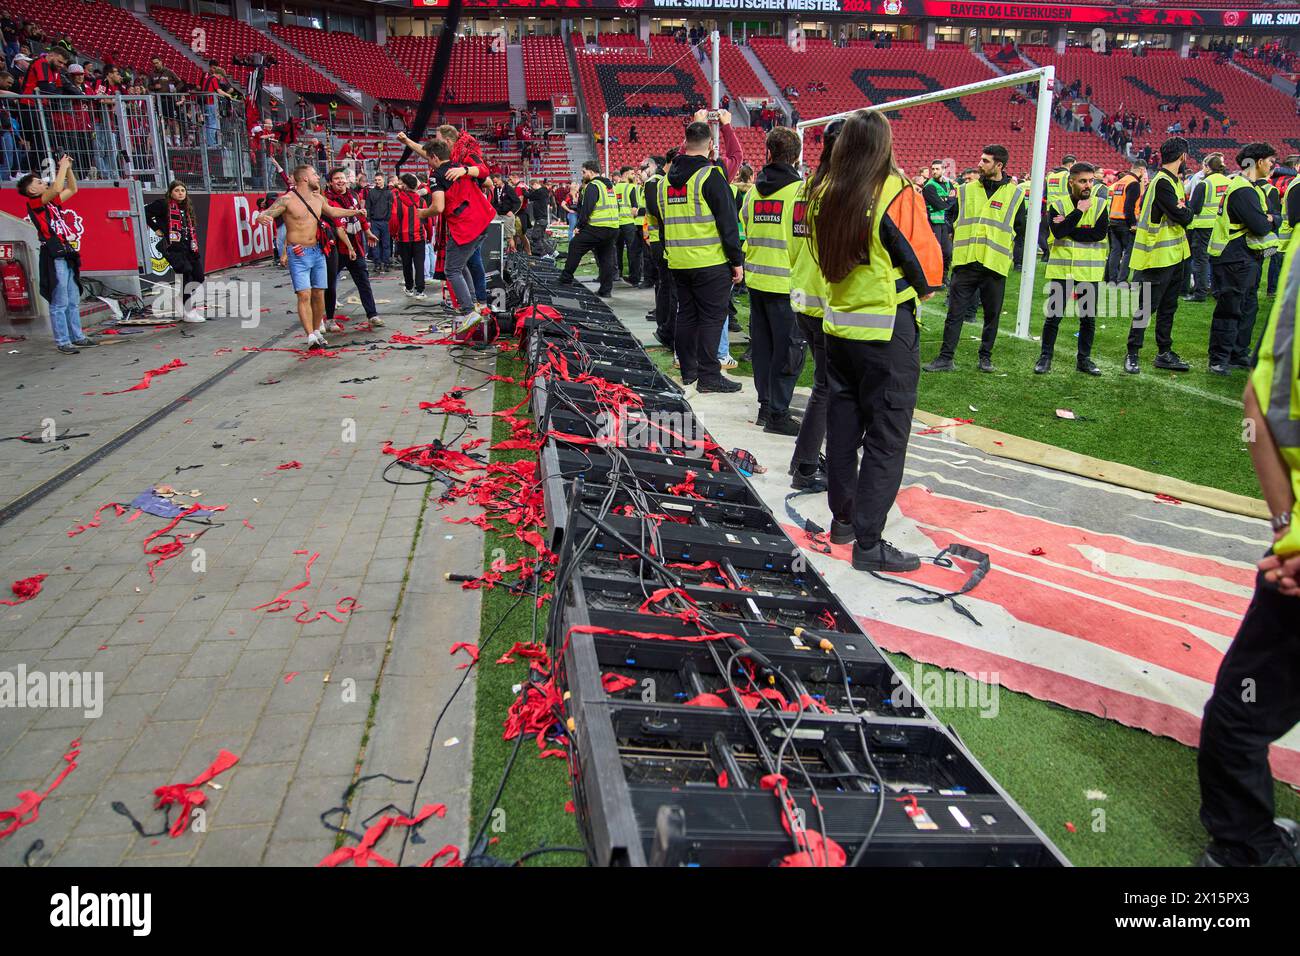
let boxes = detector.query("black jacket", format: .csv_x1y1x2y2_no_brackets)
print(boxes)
492,184,520,215
666,153,743,268
1048,195,1112,243
1216,177,1278,264
1145,170,1194,230
753,162,800,198
365,186,394,223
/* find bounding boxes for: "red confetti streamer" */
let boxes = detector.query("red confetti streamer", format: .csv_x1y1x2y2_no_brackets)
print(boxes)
284,672,299,683
0,739,79,839
0,574,47,607
317,804,446,867
101,358,186,395
252,550,358,624
450,642,480,669
153,749,239,838
1029,547,1046,556
601,673,637,694
276,461,303,470
1155,493,1182,505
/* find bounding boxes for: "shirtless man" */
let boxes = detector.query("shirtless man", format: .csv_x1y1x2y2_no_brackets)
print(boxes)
255,164,361,349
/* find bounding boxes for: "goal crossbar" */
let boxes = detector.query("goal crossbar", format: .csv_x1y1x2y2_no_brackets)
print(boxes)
797,66,1057,340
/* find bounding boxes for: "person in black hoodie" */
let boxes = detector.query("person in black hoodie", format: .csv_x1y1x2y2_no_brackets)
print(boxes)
741,126,804,434
558,160,617,296
660,121,744,393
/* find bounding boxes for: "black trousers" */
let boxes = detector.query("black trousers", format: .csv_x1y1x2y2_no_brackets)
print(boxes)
616,223,643,284
1127,261,1185,355
749,287,800,418
939,263,1005,362
791,311,829,471
639,235,658,285
1106,223,1134,282
930,221,952,281
650,241,677,346
326,249,379,321
561,226,616,295
673,263,732,386
163,247,205,308
1041,279,1097,362
1187,228,1213,296
1209,256,1263,367
825,305,919,548
1198,563,1300,864
397,240,426,294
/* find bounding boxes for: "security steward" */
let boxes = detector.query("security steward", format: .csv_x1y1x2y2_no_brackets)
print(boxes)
741,126,804,436
641,153,677,348
813,110,942,573
1106,160,1146,283
1125,137,1194,375
1040,153,1074,257
923,144,1026,374
557,160,618,297
659,120,744,394
921,159,955,283
1037,161,1108,376
787,119,842,492
1196,229,1300,869
1185,153,1229,301
614,166,643,286
1207,142,1281,375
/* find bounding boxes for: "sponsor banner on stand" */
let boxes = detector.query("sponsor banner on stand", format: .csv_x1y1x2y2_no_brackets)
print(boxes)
0,186,140,275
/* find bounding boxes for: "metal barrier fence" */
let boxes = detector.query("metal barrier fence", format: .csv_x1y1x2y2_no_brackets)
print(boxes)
4,93,376,194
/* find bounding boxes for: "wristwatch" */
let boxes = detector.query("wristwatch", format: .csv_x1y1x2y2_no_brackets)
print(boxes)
1272,511,1292,535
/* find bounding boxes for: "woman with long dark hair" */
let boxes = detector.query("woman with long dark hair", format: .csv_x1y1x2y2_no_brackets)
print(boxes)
146,180,205,322
808,110,943,573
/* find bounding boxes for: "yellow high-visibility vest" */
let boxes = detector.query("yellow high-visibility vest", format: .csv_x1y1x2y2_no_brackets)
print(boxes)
1045,193,1108,282
741,180,800,295
1209,176,1280,258
820,175,919,342
659,165,728,269
1129,169,1190,272
586,179,619,230
788,184,827,319
951,177,1026,277
1190,172,1230,231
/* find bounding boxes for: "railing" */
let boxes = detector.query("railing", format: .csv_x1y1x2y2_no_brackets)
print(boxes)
6,94,166,190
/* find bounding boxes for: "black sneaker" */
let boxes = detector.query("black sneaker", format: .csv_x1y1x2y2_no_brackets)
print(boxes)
790,467,826,491
597,291,614,299
56,344,80,355
977,357,996,373
923,357,955,373
556,274,574,285
1154,350,1190,372
1076,358,1102,376
696,377,742,394
1034,356,1051,374
72,337,98,348
756,405,769,427
1229,359,1252,370
728,317,742,332
1208,363,1230,376
1198,819,1300,867
1123,353,1140,374
764,414,801,437
829,519,856,545
621,276,636,286
852,540,922,573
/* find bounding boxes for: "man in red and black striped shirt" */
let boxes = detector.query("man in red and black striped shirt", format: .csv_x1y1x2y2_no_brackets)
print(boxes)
391,171,438,298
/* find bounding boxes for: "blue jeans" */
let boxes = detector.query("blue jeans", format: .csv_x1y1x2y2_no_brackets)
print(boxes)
287,244,328,291
468,245,487,304
204,103,219,147
717,320,730,361
0,130,14,181
567,211,577,240
370,220,391,267
49,257,84,346
93,123,119,179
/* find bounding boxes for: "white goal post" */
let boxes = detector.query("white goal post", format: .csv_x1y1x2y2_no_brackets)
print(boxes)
795,66,1056,340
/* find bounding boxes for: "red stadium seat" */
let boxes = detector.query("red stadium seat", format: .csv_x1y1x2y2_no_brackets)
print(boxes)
271,24,420,103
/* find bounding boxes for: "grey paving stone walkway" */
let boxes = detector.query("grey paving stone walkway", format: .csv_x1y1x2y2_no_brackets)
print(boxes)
0,262,493,866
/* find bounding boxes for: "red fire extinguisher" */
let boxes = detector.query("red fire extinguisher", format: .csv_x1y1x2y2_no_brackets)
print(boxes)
2,258,31,313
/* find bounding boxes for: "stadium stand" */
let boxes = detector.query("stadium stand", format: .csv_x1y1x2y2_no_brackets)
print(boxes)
752,39,1124,174
522,35,574,102
150,6,336,94
7,0,202,85
385,35,507,106
271,24,420,103
1021,44,1300,155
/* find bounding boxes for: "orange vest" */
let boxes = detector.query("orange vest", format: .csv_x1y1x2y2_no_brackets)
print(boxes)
1109,174,1137,220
